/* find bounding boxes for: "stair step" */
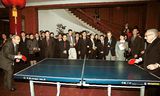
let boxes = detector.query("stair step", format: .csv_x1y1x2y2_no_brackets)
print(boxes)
67,9,102,34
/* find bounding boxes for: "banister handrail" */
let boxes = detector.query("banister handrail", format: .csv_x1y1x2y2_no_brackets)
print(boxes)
70,8,120,37
76,9,113,31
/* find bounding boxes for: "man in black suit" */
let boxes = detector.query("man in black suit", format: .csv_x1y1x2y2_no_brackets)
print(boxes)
97,35,105,59
77,31,91,59
135,29,160,96
59,34,70,58
0,35,22,91
18,31,29,59
128,28,144,59
145,29,160,96
143,29,160,75
16,31,29,72
41,31,56,58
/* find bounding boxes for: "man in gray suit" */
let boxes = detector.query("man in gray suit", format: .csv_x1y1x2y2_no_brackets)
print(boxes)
67,29,77,59
0,35,22,91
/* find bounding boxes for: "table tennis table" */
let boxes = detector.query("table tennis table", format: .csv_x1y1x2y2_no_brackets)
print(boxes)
14,58,160,96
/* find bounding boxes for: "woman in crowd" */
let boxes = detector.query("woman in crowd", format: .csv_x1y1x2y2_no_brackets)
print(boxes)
115,34,129,61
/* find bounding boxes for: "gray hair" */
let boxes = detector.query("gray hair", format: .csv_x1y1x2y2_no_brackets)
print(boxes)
146,29,158,37
11,35,20,39
11,35,17,38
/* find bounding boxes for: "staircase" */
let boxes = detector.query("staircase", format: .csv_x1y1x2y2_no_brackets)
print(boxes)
68,8,122,38
66,9,102,35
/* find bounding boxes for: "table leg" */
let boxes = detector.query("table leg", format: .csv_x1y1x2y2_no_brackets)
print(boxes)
140,86,145,96
30,80,35,96
57,82,61,96
108,85,111,96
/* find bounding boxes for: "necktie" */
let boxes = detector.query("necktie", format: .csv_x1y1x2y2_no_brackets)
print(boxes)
101,40,104,45
108,39,111,44
46,39,49,46
70,36,73,43
64,41,66,49
92,39,95,48
14,45,17,54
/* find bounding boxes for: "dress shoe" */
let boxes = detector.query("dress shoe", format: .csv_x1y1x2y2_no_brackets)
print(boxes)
10,88,16,91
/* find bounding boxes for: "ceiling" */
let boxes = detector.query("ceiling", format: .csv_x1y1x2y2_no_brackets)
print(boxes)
0,0,147,7
0,0,148,20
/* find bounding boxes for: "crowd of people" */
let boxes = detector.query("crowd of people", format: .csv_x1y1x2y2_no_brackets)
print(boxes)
0,26,160,95
1,26,159,74
0,31,131,61
0,27,159,65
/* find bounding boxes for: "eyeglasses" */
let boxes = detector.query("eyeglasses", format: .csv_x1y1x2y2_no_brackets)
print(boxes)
145,34,153,38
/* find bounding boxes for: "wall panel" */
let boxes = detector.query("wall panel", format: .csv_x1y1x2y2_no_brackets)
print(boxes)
112,7,125,26
145,2,160,30
21,7,38,34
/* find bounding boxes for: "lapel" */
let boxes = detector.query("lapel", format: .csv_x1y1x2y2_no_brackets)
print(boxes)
11,42,17,55
145,38,160,55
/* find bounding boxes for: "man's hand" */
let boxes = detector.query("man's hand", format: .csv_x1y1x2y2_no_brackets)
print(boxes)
100,51,104,54
140,50,145,54
15,59,20,63
15,55,22,59
147,63,160,70
63,50,67,54
134,54,138,58
134,58,142,63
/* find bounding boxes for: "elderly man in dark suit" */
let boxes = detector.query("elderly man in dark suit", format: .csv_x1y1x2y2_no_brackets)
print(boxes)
0,35,22,91
135,29,160,96
145,29,160,96
143,29,160,75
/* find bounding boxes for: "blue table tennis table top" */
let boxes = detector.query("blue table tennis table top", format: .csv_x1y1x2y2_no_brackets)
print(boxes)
14,58,160,86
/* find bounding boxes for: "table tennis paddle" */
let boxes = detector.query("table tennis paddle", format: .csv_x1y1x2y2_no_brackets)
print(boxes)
128,59,136,65
22,55,27,61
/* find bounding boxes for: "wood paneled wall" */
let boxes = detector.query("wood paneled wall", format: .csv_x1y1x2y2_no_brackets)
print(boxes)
0,20,9,36
0,8,9,36
81,4,147,35
145,2,160,30
21,7,38,34
1,1,159,36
